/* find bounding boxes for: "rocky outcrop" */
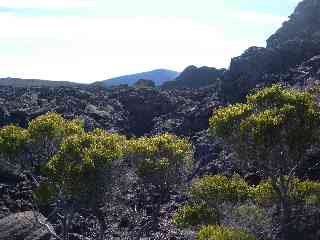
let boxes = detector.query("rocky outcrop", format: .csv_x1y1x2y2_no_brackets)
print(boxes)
221,47,283,101
267,0,320,49
162,65,225,89
134,79,156,88
220,0,320,102
0,211,54,240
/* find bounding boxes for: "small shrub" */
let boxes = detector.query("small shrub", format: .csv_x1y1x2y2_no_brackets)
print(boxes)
250,178,320,206
197,225,256,240
0,125,29,159
127,133,193,228
190,175,250,224
190,175,250,206
230,204,273,240
173,204,217,228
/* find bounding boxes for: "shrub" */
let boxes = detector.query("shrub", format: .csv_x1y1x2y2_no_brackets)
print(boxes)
46,129,126,240
0,125,29,161
173,204,218,228
190,175,250,224
250,178,320,206
230,204,273,240
197,225,256,240
210,85,320,240
127,133,193,228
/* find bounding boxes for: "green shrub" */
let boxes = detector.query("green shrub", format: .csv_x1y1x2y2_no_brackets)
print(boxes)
127,133,193,228
197,225,256,240
28,112,66,140
190,175,250,224
231,204,273,239
209,85,320,239
0,125,29,159
190,175,250,205
47,130,126,202
250,178,320,206
249,180,277,206
173,204,217,228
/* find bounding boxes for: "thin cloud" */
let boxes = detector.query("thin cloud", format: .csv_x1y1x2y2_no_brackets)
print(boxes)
0,14,251,82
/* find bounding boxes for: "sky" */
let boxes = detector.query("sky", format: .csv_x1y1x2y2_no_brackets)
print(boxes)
0,0,300,83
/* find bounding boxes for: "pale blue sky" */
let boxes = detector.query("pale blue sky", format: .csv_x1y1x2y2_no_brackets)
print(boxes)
0,0,299,83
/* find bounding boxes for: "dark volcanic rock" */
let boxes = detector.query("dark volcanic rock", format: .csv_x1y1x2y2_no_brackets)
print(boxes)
221,47,283,101
0,211,54,240
267,0,320,49
110,87,177,136
134,79,156,88
220,0,320,102
0,86,130,133
162,65,225,89
151,87,222,136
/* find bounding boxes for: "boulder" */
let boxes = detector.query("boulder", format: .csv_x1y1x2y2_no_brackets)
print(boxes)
0,211,54,240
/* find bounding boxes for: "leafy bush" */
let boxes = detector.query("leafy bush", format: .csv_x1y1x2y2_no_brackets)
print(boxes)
0,124,30,174
250,178,320,206
0,113,127,240
189,175,250,224
47,129,126,204
230,204,273,240
197,225,256,240
127,133,193,228
209,85,320,239
190,175,250,205
173,204,217,228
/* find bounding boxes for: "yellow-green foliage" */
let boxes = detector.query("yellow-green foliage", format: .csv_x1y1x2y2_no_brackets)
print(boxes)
249,180,277,206
47,129,126,201
0,113,85,169
0,125,29,158
250,178,320,206
295,179,320,204
190,175,250,206
28,112,84,141
28,112,66,140
127,133,193,187
197,225,256,240
173,204,218,228
210,103,252,138
210,84,320,174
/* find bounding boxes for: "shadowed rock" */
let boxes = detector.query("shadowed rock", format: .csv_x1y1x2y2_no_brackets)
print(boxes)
0,211,54,240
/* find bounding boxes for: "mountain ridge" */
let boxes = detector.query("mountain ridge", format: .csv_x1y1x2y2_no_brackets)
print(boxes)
94,69,179,87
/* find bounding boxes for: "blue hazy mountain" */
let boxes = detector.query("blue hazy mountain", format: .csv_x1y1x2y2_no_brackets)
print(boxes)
95,69,179,87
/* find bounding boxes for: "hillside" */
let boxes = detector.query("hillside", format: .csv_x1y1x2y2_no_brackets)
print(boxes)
0,77,82,88
94,69,179,87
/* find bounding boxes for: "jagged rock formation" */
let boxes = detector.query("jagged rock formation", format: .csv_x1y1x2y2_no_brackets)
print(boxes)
162,65,225,89
221,0,320,102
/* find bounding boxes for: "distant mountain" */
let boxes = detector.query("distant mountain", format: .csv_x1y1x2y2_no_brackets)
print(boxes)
94,69,179,87
162,65,226,89
0,77,82,88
